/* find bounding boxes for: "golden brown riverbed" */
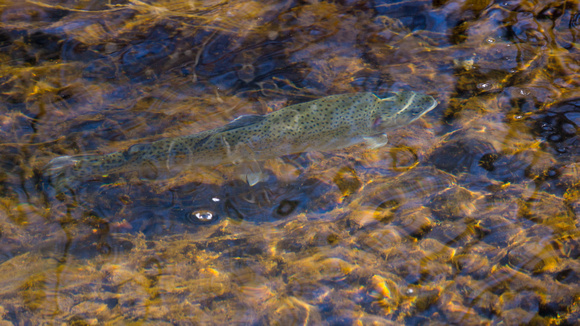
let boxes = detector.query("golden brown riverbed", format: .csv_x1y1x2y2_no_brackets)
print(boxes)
0,0,579,324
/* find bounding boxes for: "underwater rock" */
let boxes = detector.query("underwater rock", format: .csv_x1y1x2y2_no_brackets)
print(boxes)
262,296,322,326
429,186,481,220
497,307,544,325
430,136,498,175
452,253,490,279
561,165,580,188
1,2,68,23
478,215,522,247
418,238,456,263
483,148,559,185
357,226,404,254
359,167,456,213
82,58,118,79
453,275,499,315
438,290,487,325
70,301,110,321
367,274,402,315
532,97,580,162
507,241,560,274
554,260,580,285
499,290,542,314
218,178,334,222
25,31,63,62
390,207,435,238
384,245,424,283
332,166,362,198
61,39,105,62
121,38,175,79
427,219,478,246
469,241,509,266
517,191,571,226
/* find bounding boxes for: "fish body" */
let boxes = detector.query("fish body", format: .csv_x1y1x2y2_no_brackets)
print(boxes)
46,91,437,190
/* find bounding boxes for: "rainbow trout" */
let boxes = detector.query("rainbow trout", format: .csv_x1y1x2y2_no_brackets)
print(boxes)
46,91,437,191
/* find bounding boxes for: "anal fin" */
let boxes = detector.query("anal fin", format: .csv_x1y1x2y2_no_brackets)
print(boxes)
363,133,389,150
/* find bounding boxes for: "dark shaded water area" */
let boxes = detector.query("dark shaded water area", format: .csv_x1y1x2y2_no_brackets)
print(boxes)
0,0,579,324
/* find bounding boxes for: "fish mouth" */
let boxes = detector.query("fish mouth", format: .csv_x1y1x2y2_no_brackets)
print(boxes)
422,97,438,115
426,96,438,111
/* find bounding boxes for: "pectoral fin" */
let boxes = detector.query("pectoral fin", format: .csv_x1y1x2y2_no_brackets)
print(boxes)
229,141,268,186
241,171,269,186
237,159,268,186
363,133,389,149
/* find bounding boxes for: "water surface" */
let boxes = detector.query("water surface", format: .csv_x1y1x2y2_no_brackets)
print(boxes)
0,0,579,324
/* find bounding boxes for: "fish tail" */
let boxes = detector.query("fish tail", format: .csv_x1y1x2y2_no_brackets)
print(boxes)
44,155,82,192
44,154,107,192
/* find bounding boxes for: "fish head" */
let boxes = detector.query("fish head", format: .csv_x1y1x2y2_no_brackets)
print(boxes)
371,91,437,132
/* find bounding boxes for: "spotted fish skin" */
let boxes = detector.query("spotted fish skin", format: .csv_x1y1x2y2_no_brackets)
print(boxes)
45,91,437,190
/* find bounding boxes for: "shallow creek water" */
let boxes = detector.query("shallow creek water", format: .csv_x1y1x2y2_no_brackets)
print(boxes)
0,0,579,324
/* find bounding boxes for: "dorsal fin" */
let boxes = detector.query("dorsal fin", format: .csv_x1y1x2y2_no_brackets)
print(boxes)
222,114,265,131
186,114,265,150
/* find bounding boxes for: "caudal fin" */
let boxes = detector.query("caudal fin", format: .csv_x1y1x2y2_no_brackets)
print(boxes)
44,155,85,193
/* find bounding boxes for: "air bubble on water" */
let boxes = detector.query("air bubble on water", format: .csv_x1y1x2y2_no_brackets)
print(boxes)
514,115,523,120
258,80,279,97
238,64,255,83
486,37,496,44
212,197,220,202
541,123,552,131
193,211,213,221
519,88,531,96
477,82,491,90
